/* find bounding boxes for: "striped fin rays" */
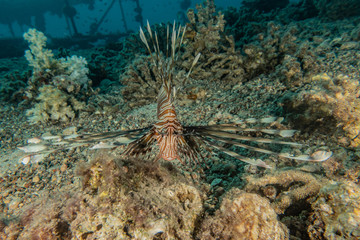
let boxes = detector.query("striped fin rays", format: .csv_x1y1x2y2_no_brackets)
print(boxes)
186,117,332,168
18,127,150,165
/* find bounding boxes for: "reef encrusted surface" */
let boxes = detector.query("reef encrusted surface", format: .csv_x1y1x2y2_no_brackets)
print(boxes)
1,0,360,239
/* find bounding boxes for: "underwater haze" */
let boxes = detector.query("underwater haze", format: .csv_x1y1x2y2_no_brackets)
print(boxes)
0,0,241,38
1,0,360,239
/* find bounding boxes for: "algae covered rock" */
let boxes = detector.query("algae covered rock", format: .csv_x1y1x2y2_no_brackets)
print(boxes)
70,155,204,239
308,181,360,240
198,189,289,240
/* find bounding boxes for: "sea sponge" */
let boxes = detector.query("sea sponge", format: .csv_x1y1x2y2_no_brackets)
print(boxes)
72,154,203,239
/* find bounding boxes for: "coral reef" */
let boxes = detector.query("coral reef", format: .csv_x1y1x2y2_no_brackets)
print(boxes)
284,73,360,147
2,1,360,239
1,154,204,239
0,58,30,102
23,28,92,123
26,85,85,123
314,0,360,20
221,2,360,145
197,188,289,240
308,181,360,239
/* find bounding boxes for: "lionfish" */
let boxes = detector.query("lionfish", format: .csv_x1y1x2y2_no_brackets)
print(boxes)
18,22,332,168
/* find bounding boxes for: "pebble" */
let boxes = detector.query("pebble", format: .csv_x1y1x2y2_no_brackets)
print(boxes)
62,126,77,135
60,164,68,172
32,175,40,183
340,42,358,50
9,198,21,210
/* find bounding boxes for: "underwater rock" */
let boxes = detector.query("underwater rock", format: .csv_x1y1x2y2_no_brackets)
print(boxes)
245,170,324,214
308,181,360,239
197,189,289,240
284,73,360,147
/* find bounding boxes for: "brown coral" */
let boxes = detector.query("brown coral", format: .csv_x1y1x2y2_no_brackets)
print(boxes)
183,0,245,83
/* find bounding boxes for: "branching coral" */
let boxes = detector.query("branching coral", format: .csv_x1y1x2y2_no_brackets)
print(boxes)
244,170,324,214
183,0,245,83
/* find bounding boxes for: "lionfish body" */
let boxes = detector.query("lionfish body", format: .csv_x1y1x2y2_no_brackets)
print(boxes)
124,23,202,164
18,22,332,167
153,82,183,161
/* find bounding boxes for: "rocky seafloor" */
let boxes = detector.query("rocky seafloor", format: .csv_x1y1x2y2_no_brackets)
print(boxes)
1,0,360,239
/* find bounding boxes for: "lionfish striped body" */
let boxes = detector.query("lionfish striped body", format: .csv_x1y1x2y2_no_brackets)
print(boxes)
153,81,183,161
18,22,332,168
124,22,203,165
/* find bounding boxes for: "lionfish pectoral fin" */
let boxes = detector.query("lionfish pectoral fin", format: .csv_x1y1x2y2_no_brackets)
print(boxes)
279,150,332,162
123,129,157,158
196,126,332,167
18,127,151,164
203,125,297,138
210,142,272,168
199,129,301,146
90,142,118,149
